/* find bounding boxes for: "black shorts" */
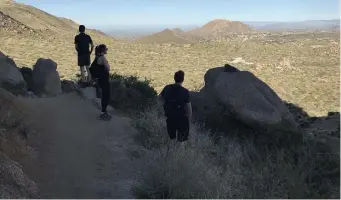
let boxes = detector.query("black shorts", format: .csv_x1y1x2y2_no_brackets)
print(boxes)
78,54,90,66
166,116,189,142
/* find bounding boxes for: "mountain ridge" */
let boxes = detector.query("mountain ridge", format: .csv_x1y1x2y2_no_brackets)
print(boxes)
188,19,252,37
135,28,192,44
0,0,109,37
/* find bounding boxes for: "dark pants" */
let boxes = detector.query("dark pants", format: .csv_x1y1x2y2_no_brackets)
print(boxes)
78,53,91,66
98,78,110,112
166,116,189,142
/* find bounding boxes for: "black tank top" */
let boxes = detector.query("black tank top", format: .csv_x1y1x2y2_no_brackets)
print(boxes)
94,55,109,79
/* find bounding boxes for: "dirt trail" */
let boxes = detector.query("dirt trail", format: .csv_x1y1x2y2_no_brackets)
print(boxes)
22,92,139,198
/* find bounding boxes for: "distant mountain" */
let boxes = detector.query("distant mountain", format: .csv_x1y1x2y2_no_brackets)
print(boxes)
188,19,252,37
172,28,184,34
135,28,192,44
246,19,340,31
133,19,253,43
102,25,197,39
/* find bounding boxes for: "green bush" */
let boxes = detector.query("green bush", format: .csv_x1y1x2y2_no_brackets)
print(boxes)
109,73,157,112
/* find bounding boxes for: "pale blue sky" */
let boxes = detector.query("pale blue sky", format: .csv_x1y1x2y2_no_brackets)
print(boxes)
16,0,340,28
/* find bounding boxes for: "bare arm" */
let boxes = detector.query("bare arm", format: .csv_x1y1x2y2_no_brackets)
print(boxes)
98,56,110,71
103,56,110,71
89,36,94,54
185,102,193,123
184,91,192,123
74,36,78,52
90,41,94,54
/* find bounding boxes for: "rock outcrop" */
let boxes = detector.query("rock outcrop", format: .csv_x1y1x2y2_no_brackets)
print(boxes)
193,64,298,134
32,58,61,96
0,51,26,94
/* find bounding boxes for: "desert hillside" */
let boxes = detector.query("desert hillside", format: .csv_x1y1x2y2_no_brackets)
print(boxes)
0,10,36,34
0,0,104,37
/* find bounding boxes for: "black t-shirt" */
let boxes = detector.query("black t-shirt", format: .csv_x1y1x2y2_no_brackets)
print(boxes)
160,84,190,117
74,33,93,55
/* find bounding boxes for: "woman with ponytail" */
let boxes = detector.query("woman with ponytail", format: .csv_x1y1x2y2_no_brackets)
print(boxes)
90,44,112,120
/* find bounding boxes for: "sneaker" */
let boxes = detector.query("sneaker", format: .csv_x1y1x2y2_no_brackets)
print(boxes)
100,112,112,121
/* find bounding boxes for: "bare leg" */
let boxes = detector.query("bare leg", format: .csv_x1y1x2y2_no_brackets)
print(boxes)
85,65,92,82
80,66,86,82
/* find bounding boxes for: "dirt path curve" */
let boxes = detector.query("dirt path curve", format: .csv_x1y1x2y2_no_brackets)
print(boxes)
22,92,139,198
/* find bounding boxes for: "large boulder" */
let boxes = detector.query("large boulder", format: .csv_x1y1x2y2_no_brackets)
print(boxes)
203,64,240,90
196,66,298,133
191,91,244,134
32,58,61,96
0,52,26,95
211,71,297,132
0,52,16,67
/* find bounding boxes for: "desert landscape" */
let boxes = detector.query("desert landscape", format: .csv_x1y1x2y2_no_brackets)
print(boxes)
0,0,339,116
0,0,340,198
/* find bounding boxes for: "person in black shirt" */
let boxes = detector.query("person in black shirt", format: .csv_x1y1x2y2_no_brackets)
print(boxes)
160,70,193,142
90,44,112,121
74,25,94,83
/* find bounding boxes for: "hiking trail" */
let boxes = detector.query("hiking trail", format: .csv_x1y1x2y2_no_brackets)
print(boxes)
22,92,139,198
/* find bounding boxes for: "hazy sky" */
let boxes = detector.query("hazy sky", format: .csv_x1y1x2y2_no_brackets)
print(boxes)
16,0,340,28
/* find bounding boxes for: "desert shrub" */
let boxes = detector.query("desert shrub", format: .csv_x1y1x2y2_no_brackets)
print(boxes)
0,88,37,198
133,101,168,149
0,87,36,160
109,73,157,112
132,103,340,199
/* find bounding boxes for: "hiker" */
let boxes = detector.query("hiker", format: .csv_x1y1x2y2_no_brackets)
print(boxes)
90,44,112,120
74,25,94,83
160,70,192,143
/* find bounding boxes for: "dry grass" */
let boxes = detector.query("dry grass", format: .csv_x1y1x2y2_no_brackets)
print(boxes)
0,31,339,116
132,103,340,199
0,88,35,158
0,88,38,198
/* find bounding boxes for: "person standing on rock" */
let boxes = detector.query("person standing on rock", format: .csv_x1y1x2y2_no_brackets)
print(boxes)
160,70,192,143
90,44,112,120
74,25,94,84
